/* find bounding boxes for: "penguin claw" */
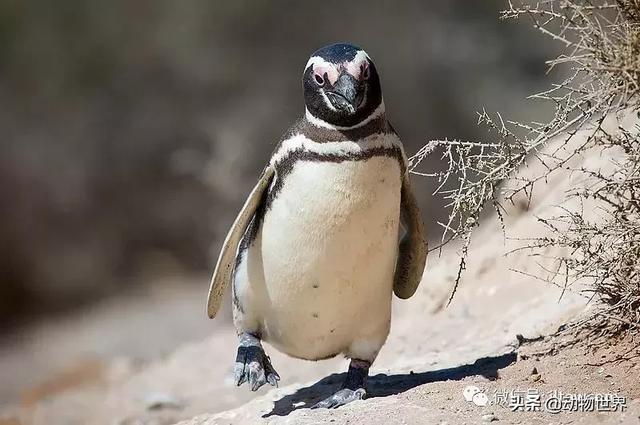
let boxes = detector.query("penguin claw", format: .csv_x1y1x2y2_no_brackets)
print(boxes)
266,371,280,387
248,361,266,391
311,388,366,409
264,356,280,387
234,334,280,392
233,361,247,386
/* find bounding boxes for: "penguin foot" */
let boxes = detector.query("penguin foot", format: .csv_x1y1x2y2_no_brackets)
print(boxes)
311,388,366,409
234,332,280,391
311,358,370,409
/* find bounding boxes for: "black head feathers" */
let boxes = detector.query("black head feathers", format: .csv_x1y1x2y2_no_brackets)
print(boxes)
303,43,383,128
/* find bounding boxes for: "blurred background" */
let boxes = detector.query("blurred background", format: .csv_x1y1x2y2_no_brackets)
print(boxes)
0,0,557,405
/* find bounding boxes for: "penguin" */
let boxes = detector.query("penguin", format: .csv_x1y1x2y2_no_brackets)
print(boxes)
207,43,427,409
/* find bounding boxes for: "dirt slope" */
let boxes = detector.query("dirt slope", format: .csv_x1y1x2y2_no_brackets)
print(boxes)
2,110,639,425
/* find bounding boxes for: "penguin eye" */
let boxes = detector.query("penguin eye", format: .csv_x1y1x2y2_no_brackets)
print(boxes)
361,63,370,80
314,73,325,86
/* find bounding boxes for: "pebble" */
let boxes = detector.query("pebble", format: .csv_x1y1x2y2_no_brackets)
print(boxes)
144,392,184,410
482,413,498,422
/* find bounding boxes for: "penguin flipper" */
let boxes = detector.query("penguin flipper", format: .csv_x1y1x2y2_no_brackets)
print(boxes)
207,165,275,318
393,173,428,299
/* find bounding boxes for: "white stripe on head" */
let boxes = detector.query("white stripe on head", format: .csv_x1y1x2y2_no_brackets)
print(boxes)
305,56,339,85
306,50,371,83
345,50,371,80
269,130,405,167
305,100,386,131
320,90,337,112
305,55,330,71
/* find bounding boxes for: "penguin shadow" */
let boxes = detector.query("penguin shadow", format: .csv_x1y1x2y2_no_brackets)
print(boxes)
263,351,517,417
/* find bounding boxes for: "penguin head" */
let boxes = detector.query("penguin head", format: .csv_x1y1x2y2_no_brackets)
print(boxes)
303,43,383,128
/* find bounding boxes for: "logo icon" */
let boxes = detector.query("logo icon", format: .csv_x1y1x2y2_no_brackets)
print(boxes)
463,385,489,406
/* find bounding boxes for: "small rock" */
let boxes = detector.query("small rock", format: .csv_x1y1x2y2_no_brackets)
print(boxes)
482,413,498,422
531,367,538,375
529,374,542,382
598,367,605,374
144,392,184,411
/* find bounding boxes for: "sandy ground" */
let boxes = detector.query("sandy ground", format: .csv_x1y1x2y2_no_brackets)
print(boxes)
1,111,639,425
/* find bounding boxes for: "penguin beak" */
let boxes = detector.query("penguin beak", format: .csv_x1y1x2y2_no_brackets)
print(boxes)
326,73,364,114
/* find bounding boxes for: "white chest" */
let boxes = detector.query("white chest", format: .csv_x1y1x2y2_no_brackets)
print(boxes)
256,155,402,358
